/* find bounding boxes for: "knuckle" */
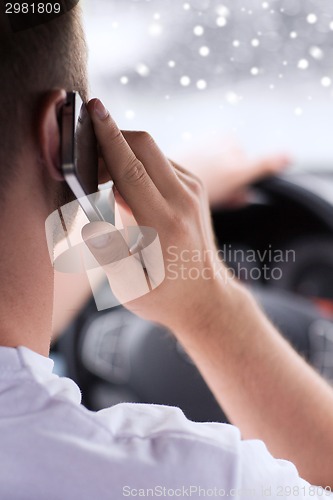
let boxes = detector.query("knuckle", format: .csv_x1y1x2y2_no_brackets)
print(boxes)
180,180,202,206
122,157,147,185
136,131,155,145
190,174,204,194
165,210,188,238
123,130,156,153
191,179,204,196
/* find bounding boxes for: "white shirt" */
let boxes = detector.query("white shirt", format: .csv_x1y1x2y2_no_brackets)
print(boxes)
0,346,328,500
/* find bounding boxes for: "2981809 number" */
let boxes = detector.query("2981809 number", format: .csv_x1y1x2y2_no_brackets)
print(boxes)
276,485,332,497
5,3,61,14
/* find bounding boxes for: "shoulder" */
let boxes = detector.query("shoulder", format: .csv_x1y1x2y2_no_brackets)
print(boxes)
92,403,312,498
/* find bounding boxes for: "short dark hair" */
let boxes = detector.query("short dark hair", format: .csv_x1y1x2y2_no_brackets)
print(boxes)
0,4,88,195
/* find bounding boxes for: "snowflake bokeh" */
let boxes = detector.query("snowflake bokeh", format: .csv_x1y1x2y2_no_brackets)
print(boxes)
83,0,333,166
84,0,333,93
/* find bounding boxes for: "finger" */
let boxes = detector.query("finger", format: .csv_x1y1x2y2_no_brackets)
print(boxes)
87,99,165,225
98,157,111,185
122,131,180,199
81,221,130,267
81,222,153,305
170,159,205,194
169,159,198,180
170,161,213,244
114,186,132,215
174,167,199,194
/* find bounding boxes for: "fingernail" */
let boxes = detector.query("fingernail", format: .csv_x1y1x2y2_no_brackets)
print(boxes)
94,99,109,120
87,233,111,249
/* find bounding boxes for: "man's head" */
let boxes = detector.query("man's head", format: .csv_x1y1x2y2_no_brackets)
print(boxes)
0,2,88,208
0,2,90,355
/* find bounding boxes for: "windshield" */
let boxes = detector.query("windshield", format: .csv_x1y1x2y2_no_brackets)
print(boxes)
83,0,333,171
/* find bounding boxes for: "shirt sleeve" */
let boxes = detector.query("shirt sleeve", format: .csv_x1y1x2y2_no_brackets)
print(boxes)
95,402,332,499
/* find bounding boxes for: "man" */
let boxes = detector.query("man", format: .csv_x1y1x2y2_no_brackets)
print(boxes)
0,1,332,498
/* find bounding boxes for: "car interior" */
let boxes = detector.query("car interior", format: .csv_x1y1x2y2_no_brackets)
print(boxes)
52,169,333,423
48,0,333,428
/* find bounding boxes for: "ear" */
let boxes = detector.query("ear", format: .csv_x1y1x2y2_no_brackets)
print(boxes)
38,89,67,181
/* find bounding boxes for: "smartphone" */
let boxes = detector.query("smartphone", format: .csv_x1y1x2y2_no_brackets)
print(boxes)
60,91,105,222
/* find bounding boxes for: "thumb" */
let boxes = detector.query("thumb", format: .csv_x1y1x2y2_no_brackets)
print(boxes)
81,221,155,306
81,221,130,267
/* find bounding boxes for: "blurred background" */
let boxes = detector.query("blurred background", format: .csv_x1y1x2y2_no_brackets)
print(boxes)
82,0,333,169
53,1,333,420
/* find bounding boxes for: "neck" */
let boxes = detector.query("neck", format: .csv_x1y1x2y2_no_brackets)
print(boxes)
0,187,54,357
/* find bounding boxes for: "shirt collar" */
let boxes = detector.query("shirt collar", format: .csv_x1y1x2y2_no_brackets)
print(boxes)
0,346,82,410
0,345,54,375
